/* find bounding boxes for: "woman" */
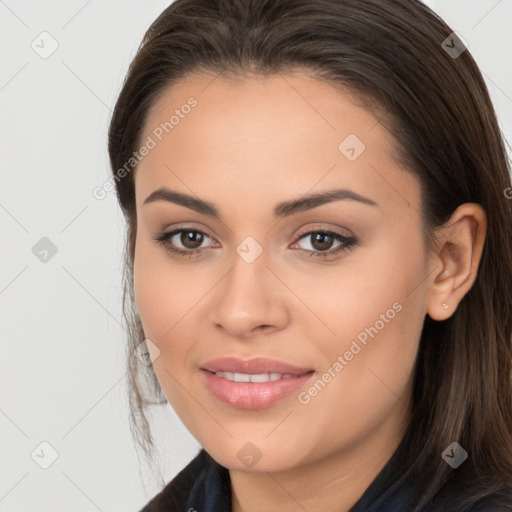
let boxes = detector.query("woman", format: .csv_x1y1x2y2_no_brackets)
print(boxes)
107,0,512,510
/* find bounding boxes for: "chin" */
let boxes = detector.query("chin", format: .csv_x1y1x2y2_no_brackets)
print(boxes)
205,439,308,473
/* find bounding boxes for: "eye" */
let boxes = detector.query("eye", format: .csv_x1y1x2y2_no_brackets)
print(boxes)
153,226,357,260
291,230,357,258
153,228,218,258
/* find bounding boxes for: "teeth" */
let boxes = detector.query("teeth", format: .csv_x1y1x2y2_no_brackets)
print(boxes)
215,371,298,382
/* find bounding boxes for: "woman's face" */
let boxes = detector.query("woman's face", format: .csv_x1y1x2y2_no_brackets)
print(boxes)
133,71,430,472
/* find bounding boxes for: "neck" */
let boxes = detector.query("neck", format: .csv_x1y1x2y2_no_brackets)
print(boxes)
230,407,410,512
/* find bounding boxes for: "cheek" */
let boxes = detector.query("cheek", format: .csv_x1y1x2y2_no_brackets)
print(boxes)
287,224,426,346
132,238,196,406
133,236,193,345
293,226,426,409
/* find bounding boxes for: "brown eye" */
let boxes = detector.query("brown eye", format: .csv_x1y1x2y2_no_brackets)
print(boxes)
180,230,204,249
310,232,335,251
153,227,218,259
293,230,357,259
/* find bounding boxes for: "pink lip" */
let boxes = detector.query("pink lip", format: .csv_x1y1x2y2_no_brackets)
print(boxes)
201,356,313,375
200,357,315,410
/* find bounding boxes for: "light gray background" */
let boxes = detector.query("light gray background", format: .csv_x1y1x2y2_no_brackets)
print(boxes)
1,1,511,511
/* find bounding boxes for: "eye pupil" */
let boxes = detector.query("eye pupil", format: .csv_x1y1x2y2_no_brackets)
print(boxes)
181,230,204,249
311,233,333,251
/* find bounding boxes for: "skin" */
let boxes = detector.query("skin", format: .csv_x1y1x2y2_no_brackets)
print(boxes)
132,71,486,512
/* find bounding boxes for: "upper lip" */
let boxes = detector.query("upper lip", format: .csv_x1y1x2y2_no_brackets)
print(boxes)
201,357,314,375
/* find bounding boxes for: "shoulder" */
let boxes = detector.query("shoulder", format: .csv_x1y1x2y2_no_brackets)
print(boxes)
468,494,512,512
136,448,231,512
429,476,512,512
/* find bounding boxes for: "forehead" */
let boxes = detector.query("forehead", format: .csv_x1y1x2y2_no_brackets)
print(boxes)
143,71,389,149
134,71,418,213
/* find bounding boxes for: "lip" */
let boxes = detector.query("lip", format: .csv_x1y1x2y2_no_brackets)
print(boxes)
200,357,315,410
201,356,313,375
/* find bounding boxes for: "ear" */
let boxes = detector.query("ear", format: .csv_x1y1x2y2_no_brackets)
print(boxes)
426,203,487,321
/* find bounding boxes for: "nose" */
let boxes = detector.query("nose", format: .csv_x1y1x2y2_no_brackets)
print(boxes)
208,248,290,339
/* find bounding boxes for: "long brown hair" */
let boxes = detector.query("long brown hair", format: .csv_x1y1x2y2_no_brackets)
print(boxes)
107,0,512,508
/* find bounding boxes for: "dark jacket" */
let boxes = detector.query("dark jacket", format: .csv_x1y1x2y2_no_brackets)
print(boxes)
138,441,512,512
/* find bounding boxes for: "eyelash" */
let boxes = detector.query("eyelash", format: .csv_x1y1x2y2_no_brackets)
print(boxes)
153,227,357,260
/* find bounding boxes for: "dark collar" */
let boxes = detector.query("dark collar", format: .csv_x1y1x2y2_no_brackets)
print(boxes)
141,439,511,511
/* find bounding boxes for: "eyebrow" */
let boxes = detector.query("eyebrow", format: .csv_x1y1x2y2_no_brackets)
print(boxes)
143,187,378,218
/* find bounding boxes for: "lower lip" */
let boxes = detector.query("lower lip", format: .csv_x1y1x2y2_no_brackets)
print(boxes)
201,369,315,409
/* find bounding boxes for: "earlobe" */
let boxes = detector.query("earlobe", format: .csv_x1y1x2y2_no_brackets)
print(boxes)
426,203,487,321
428,300,452,321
